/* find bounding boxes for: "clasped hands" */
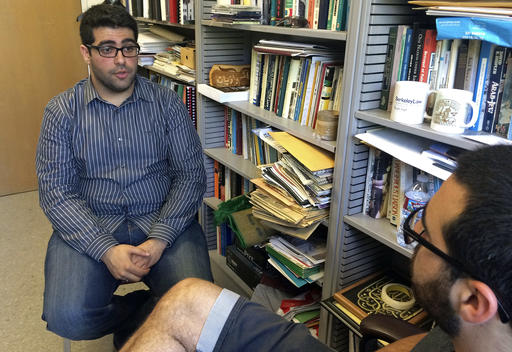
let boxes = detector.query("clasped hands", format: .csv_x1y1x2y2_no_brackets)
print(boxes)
101,238,167,283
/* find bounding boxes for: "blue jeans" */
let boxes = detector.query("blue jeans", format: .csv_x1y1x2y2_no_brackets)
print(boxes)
42,220,213,340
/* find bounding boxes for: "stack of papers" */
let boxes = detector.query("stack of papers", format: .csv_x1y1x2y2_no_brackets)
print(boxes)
211,4,261,24
151,49,196,83
276,288,322,334
138,32,175,54
254,39,342,58
248,132,333,240
266,235,326,287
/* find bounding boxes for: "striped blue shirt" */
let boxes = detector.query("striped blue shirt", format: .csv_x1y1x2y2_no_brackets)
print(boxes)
36,76,206,261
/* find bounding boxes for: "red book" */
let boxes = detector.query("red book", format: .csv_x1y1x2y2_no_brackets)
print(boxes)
307,0,316,29
214,160,220,199
169,0,178,23
419,29,437,83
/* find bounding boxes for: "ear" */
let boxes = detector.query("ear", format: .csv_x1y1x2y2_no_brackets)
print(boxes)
454,279,499,324
80,44,91,65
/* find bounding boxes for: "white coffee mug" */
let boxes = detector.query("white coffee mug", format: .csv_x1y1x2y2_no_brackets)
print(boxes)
430,89,478,134
390,81,432,124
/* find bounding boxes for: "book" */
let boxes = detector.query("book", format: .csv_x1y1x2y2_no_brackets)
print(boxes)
366,149,392,219
264,55,277,110
249,49,263,106
197,84,249,103
469,41,496,131
276,57,292,117
379,26,398,111
282,58,301,119
435,39,452,89
492,50,511,134
399,27,414,82
333,271,428,326
482,46,507,133
408,27,427,81
446,39,462,88
495,53,512,138
388,25,409,110
453,39,468,89
334,0,348,31
464,40,482,92
418,29,437,84
435,16,512,48
387,159,414,226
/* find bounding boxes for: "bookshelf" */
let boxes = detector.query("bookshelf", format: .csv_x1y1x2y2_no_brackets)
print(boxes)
319,0,512,350
195,0,352,349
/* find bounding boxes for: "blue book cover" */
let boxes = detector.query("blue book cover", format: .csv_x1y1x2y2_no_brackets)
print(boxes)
400,28,413,81
436,17,512,48
469,41,495,131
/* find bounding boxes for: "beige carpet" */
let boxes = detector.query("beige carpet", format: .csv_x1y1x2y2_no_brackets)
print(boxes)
0,191,144,352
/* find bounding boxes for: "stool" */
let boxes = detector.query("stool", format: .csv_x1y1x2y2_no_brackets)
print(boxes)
63,338,71,352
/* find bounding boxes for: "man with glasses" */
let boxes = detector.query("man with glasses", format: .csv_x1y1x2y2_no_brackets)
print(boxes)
121,145,512,352
36,3,212,349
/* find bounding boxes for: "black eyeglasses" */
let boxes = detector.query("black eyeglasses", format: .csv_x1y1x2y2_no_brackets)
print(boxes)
86,44,140,58
404,206,511,323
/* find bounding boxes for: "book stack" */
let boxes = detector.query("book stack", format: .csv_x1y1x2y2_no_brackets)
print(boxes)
212,4,262,24
277,288,323,336
151,50,196,84
266,234,326,287
381,3,512,138
249,41,343,128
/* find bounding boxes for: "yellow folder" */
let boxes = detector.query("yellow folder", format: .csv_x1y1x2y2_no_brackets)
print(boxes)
269,132,334,172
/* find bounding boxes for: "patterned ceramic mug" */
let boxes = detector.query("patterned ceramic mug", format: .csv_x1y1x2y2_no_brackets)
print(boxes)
430,88,478,134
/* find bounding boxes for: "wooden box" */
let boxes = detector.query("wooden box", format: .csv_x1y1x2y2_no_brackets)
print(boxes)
181,47,196,70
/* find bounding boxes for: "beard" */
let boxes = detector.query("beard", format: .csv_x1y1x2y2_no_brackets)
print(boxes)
411,250,461,337
90,64,136,93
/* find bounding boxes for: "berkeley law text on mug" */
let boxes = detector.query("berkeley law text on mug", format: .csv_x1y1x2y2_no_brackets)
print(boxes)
390,81,432,124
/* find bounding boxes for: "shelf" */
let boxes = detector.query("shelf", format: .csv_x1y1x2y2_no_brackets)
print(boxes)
142,65,196,85
203,147,261,180
136,17,195,30
204,197,222,211
202,20,347,41
209,249,253,298
343,213,413,258
224,100,337,153
355,109,483,151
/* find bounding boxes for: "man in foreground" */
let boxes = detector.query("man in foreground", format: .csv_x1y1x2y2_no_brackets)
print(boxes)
36,3,212,348
121,145,512,352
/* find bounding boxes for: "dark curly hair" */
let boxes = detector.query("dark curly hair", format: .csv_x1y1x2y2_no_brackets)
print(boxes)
79,2,138,45
446,145,512,326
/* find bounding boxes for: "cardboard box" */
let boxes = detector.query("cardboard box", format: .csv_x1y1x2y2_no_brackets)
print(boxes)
181,47,196,70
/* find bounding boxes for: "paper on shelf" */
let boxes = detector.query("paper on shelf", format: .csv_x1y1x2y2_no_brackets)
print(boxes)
197,84,249,103
462,134,512,145
269,132,334,172
354,128,452,180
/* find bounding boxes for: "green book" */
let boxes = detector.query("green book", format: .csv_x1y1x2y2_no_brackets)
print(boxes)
277,57,292,117
265,244,321,278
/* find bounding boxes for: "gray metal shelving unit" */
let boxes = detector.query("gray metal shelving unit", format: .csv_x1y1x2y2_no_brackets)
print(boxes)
195,0,352,350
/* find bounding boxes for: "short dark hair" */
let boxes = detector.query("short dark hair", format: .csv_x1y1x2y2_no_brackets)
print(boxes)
447,145,512,325
79,3,138,45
